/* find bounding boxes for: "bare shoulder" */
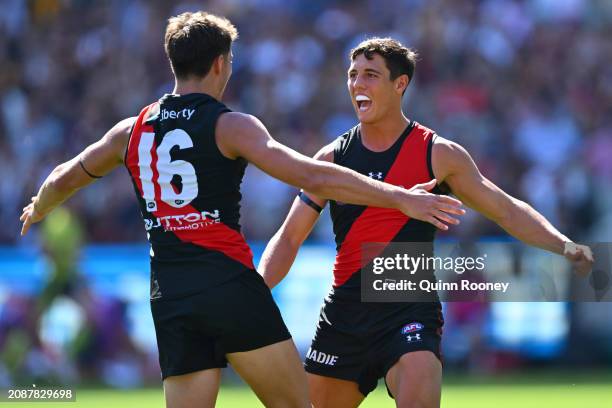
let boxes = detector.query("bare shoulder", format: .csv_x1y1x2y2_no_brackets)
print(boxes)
313,141,335,162
104,117,137,162
216,111,264,136
432,136,467,158
106,116,136,144
432,136,474,173
115,116,137,133
215,112,269,159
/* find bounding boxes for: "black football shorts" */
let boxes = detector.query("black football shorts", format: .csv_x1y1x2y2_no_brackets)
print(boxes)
304,298,443,396
151,270,291,379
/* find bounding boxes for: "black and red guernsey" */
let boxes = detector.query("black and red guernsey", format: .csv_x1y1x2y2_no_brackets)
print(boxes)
125,93,254,300
329,121,446,300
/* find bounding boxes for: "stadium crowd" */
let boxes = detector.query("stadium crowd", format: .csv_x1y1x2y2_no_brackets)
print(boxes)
2,0,612,244
1,0,611,386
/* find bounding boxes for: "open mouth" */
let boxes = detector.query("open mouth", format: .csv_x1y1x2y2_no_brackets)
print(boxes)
355,94,372,112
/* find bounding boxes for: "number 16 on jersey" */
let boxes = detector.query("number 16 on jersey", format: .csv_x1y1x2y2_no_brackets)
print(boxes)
136,129,199,212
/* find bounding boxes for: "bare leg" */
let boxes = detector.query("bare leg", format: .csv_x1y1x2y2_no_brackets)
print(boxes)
308,373,365,408
163,368,221,408
227,339,309,408
385,351,441,408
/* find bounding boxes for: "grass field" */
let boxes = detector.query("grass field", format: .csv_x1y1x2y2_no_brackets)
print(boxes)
2,373,611,407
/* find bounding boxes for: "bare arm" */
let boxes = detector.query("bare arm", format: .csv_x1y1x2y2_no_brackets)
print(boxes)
432,137,593,274
20,117,135,235
260,198,322,288
259,146,332,288
216,112,465,230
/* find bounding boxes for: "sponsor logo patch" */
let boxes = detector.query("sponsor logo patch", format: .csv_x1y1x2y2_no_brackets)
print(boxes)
160,108,195,121
143,210,221,231
306,348,339,366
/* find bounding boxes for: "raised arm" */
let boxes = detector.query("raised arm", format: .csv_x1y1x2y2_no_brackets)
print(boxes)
20,117,135,236
432,137,593,275
258,145,332,288
216,112,465,230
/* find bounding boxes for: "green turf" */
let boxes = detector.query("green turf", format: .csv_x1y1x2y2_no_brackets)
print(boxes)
2,377,611,407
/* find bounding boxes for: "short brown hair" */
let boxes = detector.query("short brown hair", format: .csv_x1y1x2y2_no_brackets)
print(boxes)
164,11,238,79
350,38,417,82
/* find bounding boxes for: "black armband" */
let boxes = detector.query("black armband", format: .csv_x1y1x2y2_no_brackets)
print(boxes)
298,191,324,214
79,159,103,179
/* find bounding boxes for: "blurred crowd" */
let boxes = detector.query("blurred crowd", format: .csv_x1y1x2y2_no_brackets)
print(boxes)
1,0,612,388
0,209,158,387
1,0,611,245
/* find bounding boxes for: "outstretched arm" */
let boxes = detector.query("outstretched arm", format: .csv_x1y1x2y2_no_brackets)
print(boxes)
259,145,332,288
432,137,593,275
20,117,135,235
216,112,465,230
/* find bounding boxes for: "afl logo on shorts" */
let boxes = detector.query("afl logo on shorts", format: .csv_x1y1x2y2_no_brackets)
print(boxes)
401,322,424,334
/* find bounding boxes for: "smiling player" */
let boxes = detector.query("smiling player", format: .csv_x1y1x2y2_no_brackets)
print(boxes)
18,15,470,408
259,37,593,408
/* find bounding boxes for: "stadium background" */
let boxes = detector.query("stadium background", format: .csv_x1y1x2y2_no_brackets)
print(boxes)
0,0,611,406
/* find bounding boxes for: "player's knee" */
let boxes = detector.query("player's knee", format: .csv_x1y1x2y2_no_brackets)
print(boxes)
393,385,439,408
391,378,440,408
388,354,441,408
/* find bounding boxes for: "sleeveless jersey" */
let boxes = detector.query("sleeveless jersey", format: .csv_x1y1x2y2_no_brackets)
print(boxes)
329,121,445,300
125,93,254,300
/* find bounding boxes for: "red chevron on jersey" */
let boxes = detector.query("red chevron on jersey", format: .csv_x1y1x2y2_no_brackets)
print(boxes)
333,123,435,287
126,102,157,198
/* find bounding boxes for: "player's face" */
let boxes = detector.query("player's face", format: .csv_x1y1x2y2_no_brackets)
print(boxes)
347,53,403,124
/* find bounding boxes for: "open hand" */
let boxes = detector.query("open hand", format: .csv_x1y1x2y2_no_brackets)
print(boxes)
401,179,465,230
20,196,45,236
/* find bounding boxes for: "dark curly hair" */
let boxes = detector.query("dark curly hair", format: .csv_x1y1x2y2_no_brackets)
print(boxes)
350,37,418,83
